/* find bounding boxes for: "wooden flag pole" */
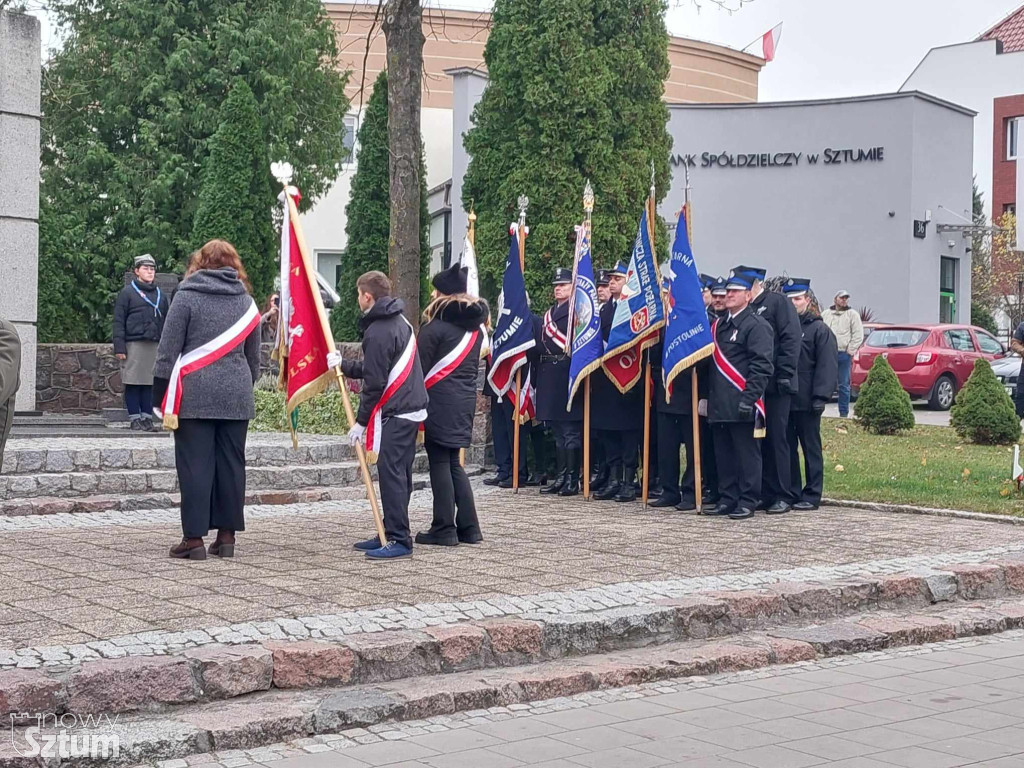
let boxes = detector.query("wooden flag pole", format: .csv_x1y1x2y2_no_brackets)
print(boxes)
683,167,704,512
582,181,595,501
460,208,478,470
511,195,529,494
285,192,387,545
641,167,656,508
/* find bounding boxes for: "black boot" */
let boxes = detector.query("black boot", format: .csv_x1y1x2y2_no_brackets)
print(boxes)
589,465,609,491
616,469,638,502
594,466,622,500
540,448,566,495
560,448,580,496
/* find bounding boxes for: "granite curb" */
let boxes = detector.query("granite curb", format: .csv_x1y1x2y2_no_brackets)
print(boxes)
824,497,1024,525
4,556,1024,723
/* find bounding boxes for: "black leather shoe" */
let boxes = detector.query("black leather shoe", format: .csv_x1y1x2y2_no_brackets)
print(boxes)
674,500,698,512
524,473,541,487
590,468,609,489
498,477,514,489
766,501,791,515
560,476,580,496
483,475,506,487
594,482,621,501
615,485,637,503
793,501,819,511
755,499,770,511
540,474,565,495
415,530,459,546
704,504,735,517
457,529,484,544
729,507,755,520
649,494,681,508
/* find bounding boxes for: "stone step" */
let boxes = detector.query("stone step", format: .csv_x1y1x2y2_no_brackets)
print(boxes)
5,597,1024,766
3,556,1022,725
1,438,354,476
0,455,450,501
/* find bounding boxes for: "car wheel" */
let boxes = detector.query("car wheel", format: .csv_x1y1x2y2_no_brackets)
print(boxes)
928,375,956,411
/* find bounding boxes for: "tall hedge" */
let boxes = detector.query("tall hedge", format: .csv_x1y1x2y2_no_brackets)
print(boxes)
950,359,1021,445
854,356,915,435
462,0,672,307
191,80,276,300
331,71,431,341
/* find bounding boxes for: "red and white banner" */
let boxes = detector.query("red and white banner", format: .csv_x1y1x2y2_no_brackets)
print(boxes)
364,319,418,462
424,330,479,390
711,318,766,438
762,23,783,63
602,329,659,394
159,301,260,430
516,368,536,423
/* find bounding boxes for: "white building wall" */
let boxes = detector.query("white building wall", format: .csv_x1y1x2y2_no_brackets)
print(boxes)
901,40,1024,218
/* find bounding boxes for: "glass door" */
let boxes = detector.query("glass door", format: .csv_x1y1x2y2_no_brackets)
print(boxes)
940,257,957,323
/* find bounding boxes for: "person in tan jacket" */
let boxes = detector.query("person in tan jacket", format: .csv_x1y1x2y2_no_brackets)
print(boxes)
821,290,864,418
0,318,22,468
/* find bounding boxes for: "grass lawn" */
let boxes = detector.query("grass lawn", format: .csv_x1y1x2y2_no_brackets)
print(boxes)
822,417,1024,516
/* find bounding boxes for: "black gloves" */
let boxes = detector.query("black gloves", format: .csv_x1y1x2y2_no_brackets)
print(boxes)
779,378,799,396
812,398,827,413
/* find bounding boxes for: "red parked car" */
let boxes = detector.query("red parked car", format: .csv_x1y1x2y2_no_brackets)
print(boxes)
851,324,1008,410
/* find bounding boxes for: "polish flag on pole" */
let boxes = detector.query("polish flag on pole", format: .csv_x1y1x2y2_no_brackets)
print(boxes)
762,23,783,62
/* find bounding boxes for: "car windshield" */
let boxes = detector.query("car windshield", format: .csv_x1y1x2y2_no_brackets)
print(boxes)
866,329,928,349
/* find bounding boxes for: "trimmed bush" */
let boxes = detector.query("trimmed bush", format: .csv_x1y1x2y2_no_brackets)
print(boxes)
950,358,1021,445
252,388,359,435
854,355,915,435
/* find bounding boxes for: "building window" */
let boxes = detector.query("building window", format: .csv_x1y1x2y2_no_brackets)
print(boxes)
1009,117,1019,161
1005,203,1017,216
343,115,358,165
317,251,343,289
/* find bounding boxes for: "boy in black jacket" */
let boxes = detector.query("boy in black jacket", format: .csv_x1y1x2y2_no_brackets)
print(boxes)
783,279,838,510
338,271,429,561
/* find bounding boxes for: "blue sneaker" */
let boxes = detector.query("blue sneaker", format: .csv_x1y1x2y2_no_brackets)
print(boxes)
353,536,381,551
365,541,413,560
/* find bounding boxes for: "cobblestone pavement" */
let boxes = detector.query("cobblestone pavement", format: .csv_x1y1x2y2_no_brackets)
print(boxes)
3,479,1024,655
144,631,1024,768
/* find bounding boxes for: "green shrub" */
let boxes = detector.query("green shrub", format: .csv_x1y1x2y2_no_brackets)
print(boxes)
950,358,1021,445
252,387,359,435
854,355,915,435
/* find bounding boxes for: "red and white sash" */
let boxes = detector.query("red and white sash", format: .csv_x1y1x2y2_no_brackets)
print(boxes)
158,300,260,430
711,318,767,438
543,309,567,350
364,318,418,462
424,329,479,390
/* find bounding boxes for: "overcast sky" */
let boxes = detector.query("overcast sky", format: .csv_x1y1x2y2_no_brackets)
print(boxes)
663,0,1018,101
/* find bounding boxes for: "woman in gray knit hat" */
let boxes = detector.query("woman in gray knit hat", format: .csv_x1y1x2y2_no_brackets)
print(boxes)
153,240,262,560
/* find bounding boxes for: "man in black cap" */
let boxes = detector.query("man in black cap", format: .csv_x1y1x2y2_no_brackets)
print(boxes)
707,272,774,520
698,276,729,509
592,260,644,503
731,265,800,515
783,278,838,511
535,268,583,496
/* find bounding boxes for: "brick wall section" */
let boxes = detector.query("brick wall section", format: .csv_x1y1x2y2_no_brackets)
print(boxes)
992,94,1024,215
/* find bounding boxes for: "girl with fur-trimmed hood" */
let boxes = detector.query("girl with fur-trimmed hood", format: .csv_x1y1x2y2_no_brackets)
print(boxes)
414,264,489,547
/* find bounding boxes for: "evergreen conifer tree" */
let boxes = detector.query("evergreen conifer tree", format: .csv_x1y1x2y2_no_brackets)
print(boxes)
462,0,672,304
331,71,431,341
950,359,1021,445
854,356,915,435
191,80,276,300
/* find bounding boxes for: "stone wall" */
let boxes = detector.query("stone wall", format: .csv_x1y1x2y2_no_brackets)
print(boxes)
0,11,41,411
36,345,123,414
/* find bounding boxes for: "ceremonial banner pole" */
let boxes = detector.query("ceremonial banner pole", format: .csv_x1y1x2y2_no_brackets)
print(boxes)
642,166,656,507
460,208,478,470
282,187,387,545
512,195,529,494
684,164,704,511
582,182,594,500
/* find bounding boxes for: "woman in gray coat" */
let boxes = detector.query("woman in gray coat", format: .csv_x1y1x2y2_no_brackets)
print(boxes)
154,240,261,561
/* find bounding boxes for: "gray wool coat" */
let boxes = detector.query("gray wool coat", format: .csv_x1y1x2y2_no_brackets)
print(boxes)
154,268,261,420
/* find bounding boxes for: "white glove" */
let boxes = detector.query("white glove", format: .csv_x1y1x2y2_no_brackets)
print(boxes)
348,423,365,446
697,399,708,417
327,350,344,370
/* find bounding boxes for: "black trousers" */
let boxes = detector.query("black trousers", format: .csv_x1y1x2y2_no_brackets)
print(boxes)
496,399,541,480
491,396,513,480
761,392,793,504
657,412,697,503
591,427,606,471
599,429,640,474
376,417,418,548
550,420,583,451
425,440,481,537
788,410,824,504
712,422,763,512
174,418,248,538
701,418,719,501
